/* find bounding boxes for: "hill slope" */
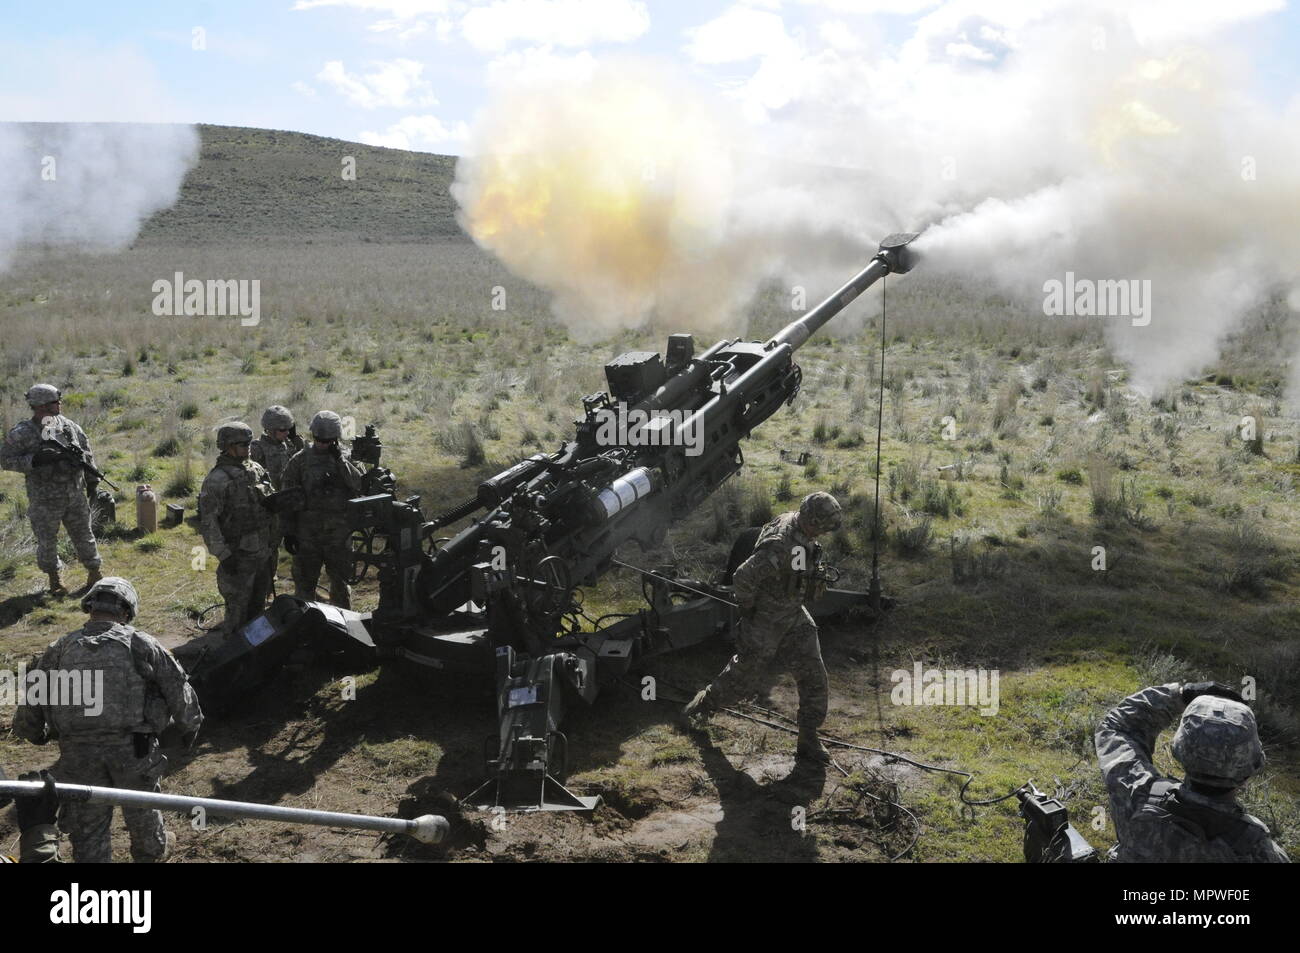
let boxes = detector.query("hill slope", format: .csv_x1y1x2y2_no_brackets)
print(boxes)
138,124,463,244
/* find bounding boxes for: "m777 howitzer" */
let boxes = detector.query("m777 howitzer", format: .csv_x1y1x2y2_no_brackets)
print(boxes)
178,233,920,813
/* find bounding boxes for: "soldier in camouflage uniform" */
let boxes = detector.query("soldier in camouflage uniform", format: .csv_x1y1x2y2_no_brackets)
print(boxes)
0,383,104,594
198,422,275,638
11,577,204,863
281,411,363,609
1096,681,1289,862
250,405,304,591
683,491,842,763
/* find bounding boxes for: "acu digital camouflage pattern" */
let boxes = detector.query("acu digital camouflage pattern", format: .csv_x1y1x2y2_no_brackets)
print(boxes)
702,511,829,730
1172,695,1266,787
1095,683,1289,863
251,425,306,591
251,430,305,490
82,576,140,620
11,619,204,863
0,414,102,573
199,454,275,635
281,444,364,608
798,491,842,534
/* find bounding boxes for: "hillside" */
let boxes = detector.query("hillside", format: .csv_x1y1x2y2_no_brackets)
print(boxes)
137,124,463,244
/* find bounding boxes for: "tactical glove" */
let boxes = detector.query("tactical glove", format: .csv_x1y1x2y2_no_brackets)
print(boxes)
1181,681,1244,705
15,770,59,829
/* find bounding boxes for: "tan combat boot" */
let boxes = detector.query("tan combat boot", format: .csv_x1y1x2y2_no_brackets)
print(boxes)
46,570,67,596
796,726,832,764
85,566,104,588
136,830,176,864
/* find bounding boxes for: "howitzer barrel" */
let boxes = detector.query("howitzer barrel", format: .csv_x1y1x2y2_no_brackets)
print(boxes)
768,232,919,353
0,779,450,844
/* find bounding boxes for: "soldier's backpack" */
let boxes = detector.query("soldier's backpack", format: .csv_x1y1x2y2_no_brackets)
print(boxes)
45,625,149,739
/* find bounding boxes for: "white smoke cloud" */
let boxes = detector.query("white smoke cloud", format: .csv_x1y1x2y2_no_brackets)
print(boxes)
455,0,1299,395
0,123,199,272
0,42,201,275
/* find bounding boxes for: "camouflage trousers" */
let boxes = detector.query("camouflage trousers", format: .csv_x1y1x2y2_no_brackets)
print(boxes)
291,523,352,609
30,487,102,573
706,608,829,729
52,739,170,863
217,549,273,636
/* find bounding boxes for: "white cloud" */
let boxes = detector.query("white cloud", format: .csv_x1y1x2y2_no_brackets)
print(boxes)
368,17,431,41
748,0,940,12
359,114,470,150
685,6,797,64
486,45,599,89
462,0,649,52
818,19,867,52
292,0,450,15
316,58,438,109
291,80,318,98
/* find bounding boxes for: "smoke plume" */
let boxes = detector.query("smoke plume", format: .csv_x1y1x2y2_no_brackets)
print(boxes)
0,123,199,273
452,2,1299,395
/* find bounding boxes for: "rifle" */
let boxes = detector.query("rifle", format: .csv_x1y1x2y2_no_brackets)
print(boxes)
41,434,119,492
1017,780,1100,863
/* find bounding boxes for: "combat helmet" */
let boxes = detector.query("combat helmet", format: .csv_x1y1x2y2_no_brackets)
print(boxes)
309,411,343,441
216,422,254,450
81,576,139,622
25,383,61,407
261,405,295,432
1172,696,1266,789
799,491,842,534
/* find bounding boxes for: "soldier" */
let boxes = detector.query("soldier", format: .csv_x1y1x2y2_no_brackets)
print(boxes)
11,577,204,863
682,491,843,763
281,411,363,609
1,383,104,594
1096,681,1289,862
250,405,305,593
198,422,275,638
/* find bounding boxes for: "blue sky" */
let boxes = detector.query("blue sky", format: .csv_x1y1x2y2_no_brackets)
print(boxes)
2,1,1295,154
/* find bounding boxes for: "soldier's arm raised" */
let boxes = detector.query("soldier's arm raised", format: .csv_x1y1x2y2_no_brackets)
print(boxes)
339,453,364,492
1095,683,1184,807
197,470,233,562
